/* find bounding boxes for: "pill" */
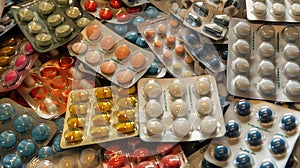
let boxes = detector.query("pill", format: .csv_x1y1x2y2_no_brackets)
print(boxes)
258,78,276,95
285,80,300,96
59,156,77,168
247,129,263,146
94,101,112,113
169,19,179,29
271,3,285,17
100,61,116,76
165,35,176,45
283,62,300,78
90,126,109,138
259,161,275,168
225,120,240,138
145,99,163,118
131,53,146,69
100,35,115,51
71,90,90,103
162,155,181,168
235,153,252,168
114,24,128,34
14,114,32,133
171,3,179,13
208,57,221,68
157,24,167,34
125,31,138,42
38,146,54,159
168,79,187,98
86,25,102,41
194,77,211,96
281,115,297,132
172,62,182,73
136,36,148,48
143,28,155,38
269,137,286,155
234,21,251,37
80,148,99,168
117,109,134,122
172,118,190,137
197,97,213,116
85,50,102,65
146,119,165,136
44,98,57,113
2,154,22,168
132,148,150,163
236,99,251,116
117,96,136,109
145,6,158,19
163,50,172,61
259,25,275,39
30,86,48,100
92,113,110,125
200,116,218,134
0,130,17,149
107,156,125,168
259,42,275,58
64,130,84,143
258,60,275,76
258,107,274,124
233,75,250,91
3,70,18,86
234,39,250,55
291,3,300,16
186,33,199,45
51,76,67,89
143,80,162,99
283,26,299,42
171,99,189,118
284,43,300,59
232,57,250,73
116,70,133,85
175,45,185,56
116,122,135,134
67,117,85,129
17,139,36,158
252,2,267,16
213,145,229,161
95,87,112,99
36,160,55,168
71,42,87,55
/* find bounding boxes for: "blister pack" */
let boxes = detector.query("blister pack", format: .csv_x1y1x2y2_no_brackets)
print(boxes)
17,55,98,119
0,98,56,167
246,0,300,22
60,86,139,149
68,20,155,88
0,36,38,93
149,0,170,14
0,11,17,38
227,18,300,102
11,0,92,53
122,0,150,7
137,15,196,78
138,75,225,142
204,99,300,168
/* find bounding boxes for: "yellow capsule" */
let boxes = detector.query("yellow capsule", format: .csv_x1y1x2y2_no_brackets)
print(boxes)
1,38,17,47
71,90,90,103
95,87,112,99
94,101,112,113
0,56,10,67
116,85,136,96
117,96,137,109
0,67,5,75
116,122,135,134
117,109,135,122
92,114,110,126
0,46,15,56
69,104,88,116
67,117,85,129
64,130,84,143
90,126,109,139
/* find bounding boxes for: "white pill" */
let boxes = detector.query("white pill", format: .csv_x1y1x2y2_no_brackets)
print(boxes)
283,62,300,78
283,26,299,42
291,3,300,16
200,116,218,134
258,60,275,76
259,25,275,39
234,75,250,91
234,22,251,37
271,3,285,17
284,43,300,59
172,118,190,137
258,78,276,95
168,79,187,98
194,77,211,96
232,57,250,73
145,100,163,118
234,39,250,55
44,98,57,113
143,80,162,99
259,42,275,58
79,79,93,89
197,97,213,116
252,2,267,16
285,80,300,96
146,119,165,136
171,99,189,118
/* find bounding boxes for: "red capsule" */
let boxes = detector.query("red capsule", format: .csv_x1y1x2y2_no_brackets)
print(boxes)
99,8,113,20
116,12,130,22
110,0,123,9
127,6,142,13
84,0,98,12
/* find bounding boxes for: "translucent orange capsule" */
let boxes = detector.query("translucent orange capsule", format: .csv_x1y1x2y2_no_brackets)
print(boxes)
92,114,110,126
94,101,112,113
90,126,109,139
0,46,15,56
67,117,85,129
117,109,135,122
95,87,112,99
117,96,137,109
69,104,88,116
116,122,135,134
64,130,84,143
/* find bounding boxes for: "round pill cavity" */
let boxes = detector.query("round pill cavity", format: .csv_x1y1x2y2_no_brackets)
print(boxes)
269,137,286,155
86,25,102,41
100,61,116,75
85,50,102,65
285,80,300,96
175,45,185,56
169,19,179,29
234,39,250,55
137,161,157,168
236,99,251,117
154,39,163,48
168,79,187,99
131,53,146,69
171,99,189,118
2,154,22,168
186,33,199,45
259,161,275,168
71,42,87,55
247,129,263,147
100,35,115,51
36,160,55,168
18,8,34,22
258,78,276,95
17,139,36,158
258,107,274,124
143,80,162,99
38,146,54,159
234,21,251,37
115,45,131,60
0,130,17,149
200,116,218,134
197,97,213,116
146,119,165,136
76,17,91,28
136,36,148,48
258,60,275,77
194,77,211,96
132,16,145,27
291,3,300,16
284,43,300,59
143,28,155,38
252,2,267,16
163,50,172,61
271,3,285,17
213,145,230,161
80,148,98,168
14,114,32,133
165,35,175,45
232,57,250,73
184,55,194,64
259,42,275,58
59,156,77,168
281,114,297,132
172,62,182,73
172,118,191,137
283,26,299,42
38,1,54,15
116,70,133,85
3,69,18,86
66,6,81,19
235,153,252,168
225,120,240,138
157,24,167,34
233,75,250,91
283,62,300,78
145,99,163,118
0,103,16,122
147,62,159,75
32,123,50,142
259,25,275,39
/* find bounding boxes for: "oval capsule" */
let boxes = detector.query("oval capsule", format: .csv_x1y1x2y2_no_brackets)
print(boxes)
0,56,10,66
0,46,15,56
1,38,17,47
117,109,135,122
67,117,85,129
117,96,137,109
116,122,135,134
69,104,88,116
90,126,109,139
92,114,110,126
95,87,112,99
117,85,136,96
64,130,84,143
71,91,90,103
94,101,112,113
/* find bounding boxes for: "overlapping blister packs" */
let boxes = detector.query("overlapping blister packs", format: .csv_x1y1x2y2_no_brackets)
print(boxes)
227,18,300,102
0,98,56,167
205,99,300,168
138,75,225,142
60,86,139,149
68,20,155,88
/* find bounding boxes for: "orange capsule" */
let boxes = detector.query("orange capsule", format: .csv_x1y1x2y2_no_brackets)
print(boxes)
69,104,88,116
92,114,110,126
95,87,112,99
117,109,135,122
94,101,112,113
0,46,15,56
116,122,135,134
90,126,109,139
0,56,10,66
117,96,137,109
64,130,84,143
1,38,17,47
67,117,85,129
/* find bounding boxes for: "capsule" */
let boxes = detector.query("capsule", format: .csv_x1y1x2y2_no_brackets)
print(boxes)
92,114,110,126
116,85,136,96
116,122,135,134
203,24,223,37
0,56,10,66
0,46,15,56
71,91,90,103
117,96,137,109
64,130,84,143
117,109,135,122
1,38,17,47
95,87,112,99
94,101,112,113
90,126,109,138
69,104,88,116
67,117,85,129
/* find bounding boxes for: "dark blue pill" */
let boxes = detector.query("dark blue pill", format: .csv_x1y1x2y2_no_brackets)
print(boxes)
235,153,252,168
208,57,221,67
247,130,262,146
259,161,275,168
270,137,286,154
213,145,229,161
125,31,138,43
225,121,240,138
135,36,148,48
3,154,22,168
281,115,297,131
114,25,128,35
258,107,273,124
132,16,145,27
236,100,251,116
147,62,159,75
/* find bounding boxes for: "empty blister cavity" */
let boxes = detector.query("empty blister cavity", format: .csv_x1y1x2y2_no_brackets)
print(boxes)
231,57,250,73
258,60,275,77
172,118,191,137
199,116,218,135
259,42,275,58
283,43,300,59
233,75,250,92
258,78,276,95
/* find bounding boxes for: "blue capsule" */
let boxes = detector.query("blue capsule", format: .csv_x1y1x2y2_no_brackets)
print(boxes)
208,57,221,67
0,103,16,122
125,31,138,43
186,33,199,45
270,137,286,155
235,153,252,168
281,115,297,132
192,47,207,61
55,117,65,133
114,25,128,35
213,145,229,161
132,16,145,28
135,36,148,48
53,134,63,152
259,161,275,168
258,107,273,124
2,154,22,168
236,100,251,116
146,62,159,75
221,50,228,60
38,146,55,159
247,130,262,146
0,130,17,149
225,121,240,138
286,154,295,167
146,6,158,19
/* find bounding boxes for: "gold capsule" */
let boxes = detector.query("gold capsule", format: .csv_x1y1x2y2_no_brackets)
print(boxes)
71,91,90,103
90,126,109,139
0,67,5,75
0,56,10,66
117,109,135,122
1,38,17,47
69,104,88,116
64,130,84,143
95,87,112,99
117,96,137,109
67,117,85,129
116,122,135,134
117,85,136,96
92,114,110,126
94,101,112,113
0,46,15,56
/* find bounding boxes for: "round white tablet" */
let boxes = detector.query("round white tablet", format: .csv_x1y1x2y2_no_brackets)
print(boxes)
171,99,189,118
234,39,250,55
234,22,251,37
259,42,275,58
172,118,190,137
194,77,211,96
197,97,213,116
284,43,300,59
258,78,276,95
146,119,165,136
145,100,164,118
143,80,162,99
200,116,218,134
258,60,275,77
283,62,300,78
232,57,250,73
252,2,267,16
283,26,299,42
271,3,285,17
168,79,187,98
233,75,250,91
259,25,275,39
285,80,300,96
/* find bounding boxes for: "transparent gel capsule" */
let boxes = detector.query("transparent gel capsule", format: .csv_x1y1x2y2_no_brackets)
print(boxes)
232,57,250,73
234,153,253,168
213,144,230,161
283,26,299,43
258,60,275,77
283,62,300,78
281,114,297,132
259,25,275,40
252,2,267,16
225,120,240,138
234,21,251,38
284,80,300,97
236,99,251,116
284,43,300,59
233,75,250,92
258,78,276,95
259,42,275,58
269,137,287,155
